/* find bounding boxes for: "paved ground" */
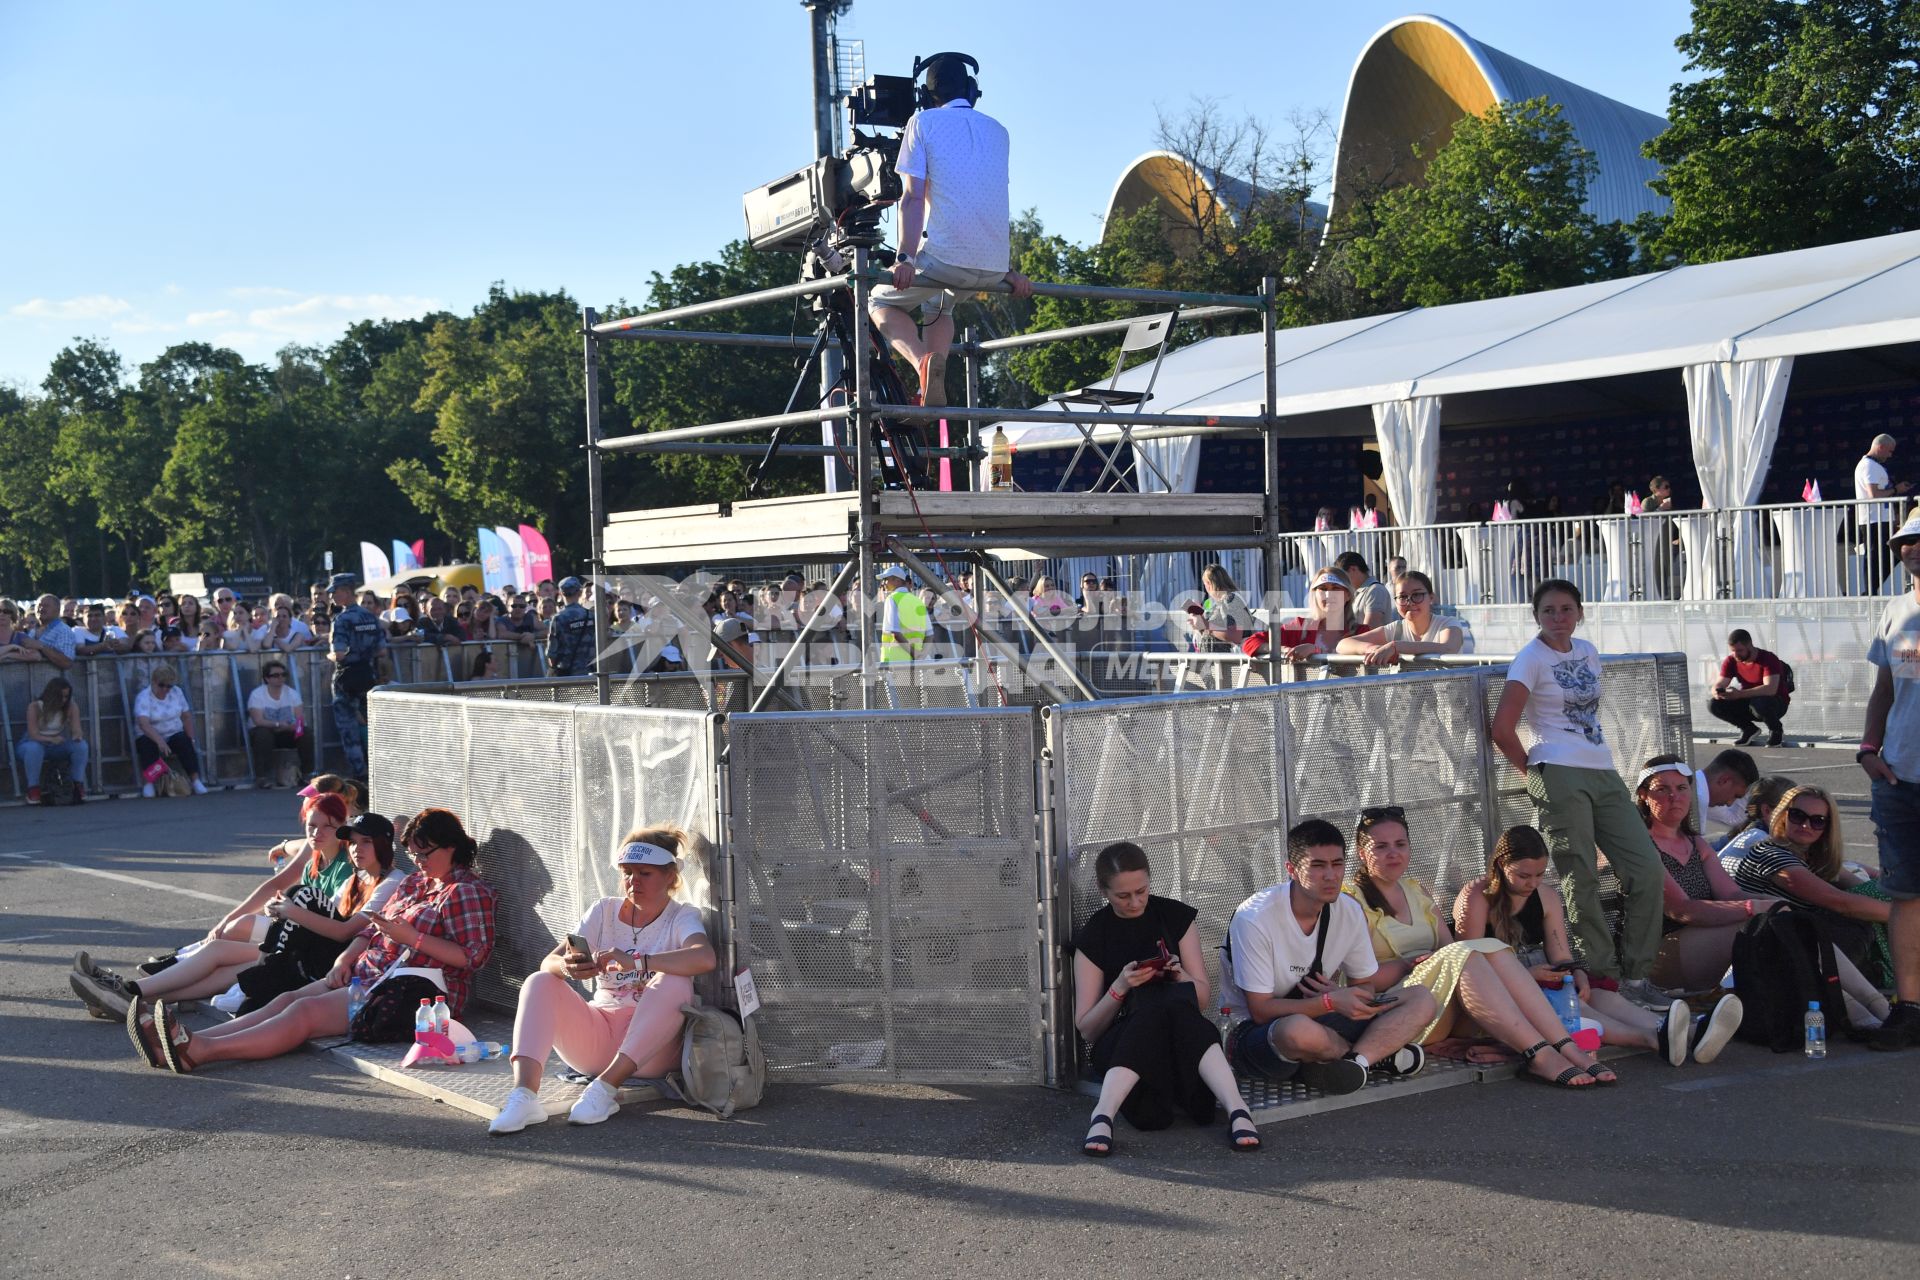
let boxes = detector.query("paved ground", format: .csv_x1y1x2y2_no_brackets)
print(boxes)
2,757,1916,1280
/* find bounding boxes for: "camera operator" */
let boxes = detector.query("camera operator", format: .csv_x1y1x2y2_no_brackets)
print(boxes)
866,54,1032,407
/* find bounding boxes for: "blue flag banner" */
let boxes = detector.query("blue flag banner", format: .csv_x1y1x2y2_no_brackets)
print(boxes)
477,527,512,594
392,540,419,573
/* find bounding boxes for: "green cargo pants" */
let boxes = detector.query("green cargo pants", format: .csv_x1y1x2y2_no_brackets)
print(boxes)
1526,762,1665,981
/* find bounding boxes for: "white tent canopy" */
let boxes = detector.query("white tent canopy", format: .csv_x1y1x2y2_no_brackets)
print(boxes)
1000,230,1920,507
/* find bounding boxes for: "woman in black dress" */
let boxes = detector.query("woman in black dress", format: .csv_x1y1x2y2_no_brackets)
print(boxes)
1072,842,1259,1156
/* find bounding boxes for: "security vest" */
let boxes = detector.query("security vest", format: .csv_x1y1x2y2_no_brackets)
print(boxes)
879,586,929,663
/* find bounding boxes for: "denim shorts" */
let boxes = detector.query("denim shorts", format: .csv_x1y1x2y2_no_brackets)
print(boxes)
1233,1011,1371,1081
1869,776,1920,898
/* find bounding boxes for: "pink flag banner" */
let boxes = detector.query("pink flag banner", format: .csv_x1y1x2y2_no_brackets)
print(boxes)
518,524,554,586
1807,480,1823,503
410,539,425,566
1625,491,1644,516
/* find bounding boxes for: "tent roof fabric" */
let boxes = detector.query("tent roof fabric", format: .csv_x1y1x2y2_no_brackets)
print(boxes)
1002,230,1920,443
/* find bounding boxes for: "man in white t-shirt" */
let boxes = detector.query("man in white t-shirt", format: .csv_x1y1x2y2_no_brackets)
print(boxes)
1224,819,1434,1095
1855,434,1911,530
867,53,1032,406
1861,510,1920,1050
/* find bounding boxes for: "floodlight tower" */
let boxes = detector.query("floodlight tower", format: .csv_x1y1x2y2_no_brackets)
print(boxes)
804,0,858,491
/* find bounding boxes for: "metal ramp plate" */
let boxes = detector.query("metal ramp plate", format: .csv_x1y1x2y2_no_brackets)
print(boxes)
307,1013,668,1122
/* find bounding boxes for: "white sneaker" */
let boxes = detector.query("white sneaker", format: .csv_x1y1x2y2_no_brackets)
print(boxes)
190,779,208,795
1659,999,1693,1066
141,783,156,798
210,984,246,1015
488,1086,548,1136
567,1079,621,1126
1692,995,1743,1064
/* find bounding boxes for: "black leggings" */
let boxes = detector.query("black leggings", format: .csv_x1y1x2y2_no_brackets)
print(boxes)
136,732,201,777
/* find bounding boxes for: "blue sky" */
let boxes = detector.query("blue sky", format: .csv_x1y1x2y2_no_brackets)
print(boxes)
0,1,1695,389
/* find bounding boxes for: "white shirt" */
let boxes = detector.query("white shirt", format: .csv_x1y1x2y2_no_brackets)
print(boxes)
1224,883,1377,1020
1504,636,1615,771
895,100,1011,272
575,897,707,1009
134,686,190,738
1382,614,1470,652
1856,453,1894,523
247,682,303,728
1868,592,1920,782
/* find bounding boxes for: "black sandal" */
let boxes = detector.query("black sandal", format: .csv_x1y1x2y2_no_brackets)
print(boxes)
1515,1039,1595,1089
1554,1037,1616,1085
126,997,162,1069
1083,1114,1114,1157
1227,1108,1261,1152
152,1001,195,1075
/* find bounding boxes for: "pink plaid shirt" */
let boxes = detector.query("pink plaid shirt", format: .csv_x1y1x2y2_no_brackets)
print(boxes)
355,865,496,1018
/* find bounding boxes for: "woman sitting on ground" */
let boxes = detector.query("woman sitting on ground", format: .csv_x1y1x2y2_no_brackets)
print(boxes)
489,828,717,1134
1455,826,1734,1067
133,664,207,797
231,812,406,1012
18,675,88,805
1072,842,1259,1155
1280,568,1354,661
69,794,356,1018
1335,570,1468,666
129,808,496,1074
1344,807,1615,1088
1634,755,1776,991
1731,785,1894,1010
1716,775,1798,873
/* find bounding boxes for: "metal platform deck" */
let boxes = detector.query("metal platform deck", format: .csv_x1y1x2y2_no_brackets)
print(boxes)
308,1013,671,1123
603,490,1269,567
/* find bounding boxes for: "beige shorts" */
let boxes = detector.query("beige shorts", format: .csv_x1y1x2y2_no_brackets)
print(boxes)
867,251,1008,322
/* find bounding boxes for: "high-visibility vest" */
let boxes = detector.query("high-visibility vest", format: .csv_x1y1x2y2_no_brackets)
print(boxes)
879,587,929,663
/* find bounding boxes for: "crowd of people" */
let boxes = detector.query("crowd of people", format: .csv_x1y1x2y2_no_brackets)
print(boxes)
65,778,717,1134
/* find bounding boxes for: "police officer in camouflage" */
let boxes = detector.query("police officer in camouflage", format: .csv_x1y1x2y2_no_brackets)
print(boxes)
545,575,596,677
326,572,388,778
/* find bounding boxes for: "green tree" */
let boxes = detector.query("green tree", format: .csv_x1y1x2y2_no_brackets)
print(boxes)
151,365,308,577
1644,0,1920,263
0,389,75,589
1345,97,1635,310
389,286,590,566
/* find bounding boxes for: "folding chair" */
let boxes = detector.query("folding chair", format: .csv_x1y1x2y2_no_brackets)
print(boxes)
1046,309,1180,492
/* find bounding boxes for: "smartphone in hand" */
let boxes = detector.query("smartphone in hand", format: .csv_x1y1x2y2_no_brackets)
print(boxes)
564,933,593,962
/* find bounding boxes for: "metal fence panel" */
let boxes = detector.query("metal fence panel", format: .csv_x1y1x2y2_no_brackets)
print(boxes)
726,708,1041,1083
367,690,725,1015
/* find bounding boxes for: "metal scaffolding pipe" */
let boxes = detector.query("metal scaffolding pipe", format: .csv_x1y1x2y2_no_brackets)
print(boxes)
599,328,826,350
876,404,1268,429
948,275,1264,310
596,404,851,451
963,554,1100,702
591,274,854,334
967,305,1247,354
886,544,1086,706
746,560,858,715
621,441,978,459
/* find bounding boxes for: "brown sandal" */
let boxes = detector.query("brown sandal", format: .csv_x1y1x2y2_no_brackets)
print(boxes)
126,998,163,1069
152,1001,195,1075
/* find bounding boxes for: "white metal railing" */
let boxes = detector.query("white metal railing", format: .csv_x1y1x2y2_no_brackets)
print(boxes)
1276,498,1914,607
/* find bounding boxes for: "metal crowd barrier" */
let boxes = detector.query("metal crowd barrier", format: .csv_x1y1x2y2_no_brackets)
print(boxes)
359,653,1690,1091
0,640,611,801
1043,653,1694,1083
366,689,731,1015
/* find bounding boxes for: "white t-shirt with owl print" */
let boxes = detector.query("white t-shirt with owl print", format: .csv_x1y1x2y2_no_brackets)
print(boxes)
1506,636,1615,772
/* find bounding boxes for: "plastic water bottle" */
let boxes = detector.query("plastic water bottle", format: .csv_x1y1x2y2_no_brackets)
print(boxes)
1558,975,1582,1038
989,427,1014,491
346,978,366,1026
432,995,451,1037
1804,1001,1827,1059
414,998,434,1038
1213,1006,1237,1048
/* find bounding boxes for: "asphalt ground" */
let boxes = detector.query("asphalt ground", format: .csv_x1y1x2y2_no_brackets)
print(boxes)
1,749,1915,1280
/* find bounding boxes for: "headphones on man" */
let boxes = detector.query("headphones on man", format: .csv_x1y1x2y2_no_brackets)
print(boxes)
912,51,980,108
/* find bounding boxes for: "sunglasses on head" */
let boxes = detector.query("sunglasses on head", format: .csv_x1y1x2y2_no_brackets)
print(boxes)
1786,807,1829,831
1357,804,1406,828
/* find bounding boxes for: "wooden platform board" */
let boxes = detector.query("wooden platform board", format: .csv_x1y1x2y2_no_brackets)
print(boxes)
603,490,1268,567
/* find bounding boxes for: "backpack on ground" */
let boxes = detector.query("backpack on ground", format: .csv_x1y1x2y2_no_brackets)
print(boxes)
1731,905,1851,1052
1777,659,1796,697
671,1000,765,1119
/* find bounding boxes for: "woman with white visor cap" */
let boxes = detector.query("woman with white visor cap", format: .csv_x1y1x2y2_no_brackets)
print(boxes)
489,828,716,1135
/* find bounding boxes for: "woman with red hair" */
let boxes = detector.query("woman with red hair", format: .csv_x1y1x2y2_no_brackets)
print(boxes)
70,793,354,1018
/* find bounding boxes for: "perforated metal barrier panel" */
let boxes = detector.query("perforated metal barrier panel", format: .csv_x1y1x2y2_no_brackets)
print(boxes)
367,691,725,1014
726,708,1043,1083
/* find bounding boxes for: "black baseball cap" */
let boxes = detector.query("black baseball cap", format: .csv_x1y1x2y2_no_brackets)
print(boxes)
339,812,394,843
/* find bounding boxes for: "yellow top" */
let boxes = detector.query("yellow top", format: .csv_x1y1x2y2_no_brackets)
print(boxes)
1345,876,1444,964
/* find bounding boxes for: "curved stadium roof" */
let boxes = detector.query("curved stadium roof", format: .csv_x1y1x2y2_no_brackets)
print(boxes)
1329,13,1669,227
1104,14,1669,239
